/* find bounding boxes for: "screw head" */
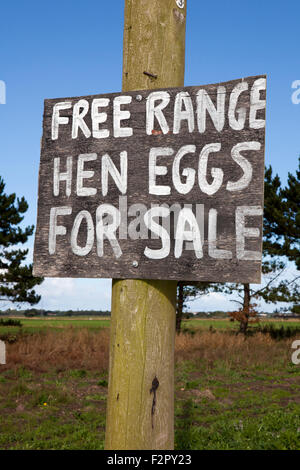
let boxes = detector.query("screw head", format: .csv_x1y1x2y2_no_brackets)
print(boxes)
135,94,143,102
132,260,139,268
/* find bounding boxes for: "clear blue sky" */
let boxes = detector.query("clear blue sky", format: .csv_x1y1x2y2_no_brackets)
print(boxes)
0,0,299,311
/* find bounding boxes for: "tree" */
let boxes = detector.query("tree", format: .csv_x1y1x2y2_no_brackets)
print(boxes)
221,259,299,333
0,177,43,306
264,158,300,268
213,164,299,334
176,282,212,332
262,160,300,308
291,304,300,315
175,163,300,334
277,157,299,268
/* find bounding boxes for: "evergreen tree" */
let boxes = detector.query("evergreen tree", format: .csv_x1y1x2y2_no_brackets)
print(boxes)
279,157,299,268
264,158,299,267
177,162,300,333
0,176,43,305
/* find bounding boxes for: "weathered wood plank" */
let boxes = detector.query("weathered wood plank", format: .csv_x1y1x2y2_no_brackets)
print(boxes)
33,75,266,283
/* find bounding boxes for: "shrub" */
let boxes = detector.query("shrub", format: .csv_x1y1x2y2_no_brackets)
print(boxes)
0,318,22,327
257,324,300,340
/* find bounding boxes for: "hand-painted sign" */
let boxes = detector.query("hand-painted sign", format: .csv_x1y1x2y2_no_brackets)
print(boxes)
33,75,266,282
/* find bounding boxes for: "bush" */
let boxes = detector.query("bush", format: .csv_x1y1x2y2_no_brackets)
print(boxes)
257,324,300,340
291,304,300,314
0,318,22,327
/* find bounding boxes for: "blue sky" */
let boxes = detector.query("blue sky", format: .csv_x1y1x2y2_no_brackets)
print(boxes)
0,0,299,311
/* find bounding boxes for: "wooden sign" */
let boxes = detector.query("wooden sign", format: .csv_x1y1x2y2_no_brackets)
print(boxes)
33,75,266,283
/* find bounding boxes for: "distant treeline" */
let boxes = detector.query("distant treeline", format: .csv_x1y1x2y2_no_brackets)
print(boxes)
1,309,227,318
188,311,230,319
2,309,297,319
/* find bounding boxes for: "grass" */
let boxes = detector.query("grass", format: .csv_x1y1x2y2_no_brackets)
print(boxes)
4,328,110,371
0,316,110,337
0,318,299,450
174,333,300,449
182,317,300,331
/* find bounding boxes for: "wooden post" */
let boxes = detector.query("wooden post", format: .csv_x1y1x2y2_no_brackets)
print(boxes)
105,0,187,450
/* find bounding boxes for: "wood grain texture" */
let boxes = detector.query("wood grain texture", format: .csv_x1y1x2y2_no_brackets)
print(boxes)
122,0,186,91
105,0,186,451
105,279,177,450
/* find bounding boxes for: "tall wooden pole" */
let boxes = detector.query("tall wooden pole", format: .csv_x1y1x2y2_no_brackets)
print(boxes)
105,0,187,450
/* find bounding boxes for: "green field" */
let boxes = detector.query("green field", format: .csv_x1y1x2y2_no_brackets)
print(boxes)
1,315,300,336
0,316,299,450
184,317,300,330
0,317,110,337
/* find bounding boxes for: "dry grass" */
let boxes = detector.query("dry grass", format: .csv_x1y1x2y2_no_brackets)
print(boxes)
175,331,292,368
5,327,110,372
2,327,294,373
